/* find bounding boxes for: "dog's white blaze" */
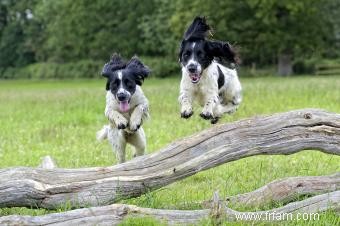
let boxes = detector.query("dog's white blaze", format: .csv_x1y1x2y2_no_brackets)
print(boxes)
116,71,131,97
185,42,202,73
117,71,124,95
117,71,122,80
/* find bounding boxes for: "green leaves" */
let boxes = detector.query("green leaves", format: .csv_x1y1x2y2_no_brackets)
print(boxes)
0,0,338,75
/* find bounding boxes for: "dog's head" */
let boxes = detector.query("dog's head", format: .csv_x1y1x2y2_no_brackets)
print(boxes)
179,16,239,84
102,54,150,112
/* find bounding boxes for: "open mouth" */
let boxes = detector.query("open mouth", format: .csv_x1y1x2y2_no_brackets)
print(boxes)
118,100,130,112
189,73,201,83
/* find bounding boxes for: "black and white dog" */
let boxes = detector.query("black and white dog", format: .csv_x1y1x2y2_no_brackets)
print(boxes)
178,17,242,124
97,54,150,163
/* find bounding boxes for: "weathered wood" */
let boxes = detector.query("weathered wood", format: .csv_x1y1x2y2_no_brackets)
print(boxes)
202,173,340,208
0,109,339,209
0,191,338,225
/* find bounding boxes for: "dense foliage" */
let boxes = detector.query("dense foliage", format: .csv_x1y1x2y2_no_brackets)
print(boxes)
0,0,339,78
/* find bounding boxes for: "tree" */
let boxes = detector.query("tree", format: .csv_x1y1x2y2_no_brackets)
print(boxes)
0,0,38,67
34,0,155,63
246,0,332,76
170,0,334,76
138,0,176,57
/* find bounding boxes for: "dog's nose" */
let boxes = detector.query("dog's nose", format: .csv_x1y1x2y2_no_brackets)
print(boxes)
117,93,127,101
187,64,197,73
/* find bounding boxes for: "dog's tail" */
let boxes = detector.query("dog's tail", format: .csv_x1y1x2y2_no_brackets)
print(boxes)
96,125,109,141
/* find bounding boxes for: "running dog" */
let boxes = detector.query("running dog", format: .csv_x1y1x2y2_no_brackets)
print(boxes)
178,16,242,124
97,54,150,163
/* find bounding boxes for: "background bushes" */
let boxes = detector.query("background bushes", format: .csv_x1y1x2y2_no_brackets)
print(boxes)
0,61,102,79
1,0,339,78
0,57,180,79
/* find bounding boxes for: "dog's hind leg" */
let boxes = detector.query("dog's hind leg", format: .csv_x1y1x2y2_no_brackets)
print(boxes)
211,101,240,124
107,127,127,163
127,127,146,158
214,103,238,116
213,91,242,118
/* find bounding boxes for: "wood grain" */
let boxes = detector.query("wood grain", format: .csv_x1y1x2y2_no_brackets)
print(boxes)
0,109,339,209
202,173,340,208
0,191,338,225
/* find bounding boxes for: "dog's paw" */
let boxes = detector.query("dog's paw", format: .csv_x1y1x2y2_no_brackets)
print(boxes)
210,117,219,124
116,118,128,130
200,111,213,120
117,122,127,130
129,122,141,132
181,110,193,119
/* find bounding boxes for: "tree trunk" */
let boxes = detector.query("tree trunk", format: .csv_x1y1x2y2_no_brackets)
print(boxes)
202,173,340,208
278,53,293,76
0,191,339,225
0,109,339,210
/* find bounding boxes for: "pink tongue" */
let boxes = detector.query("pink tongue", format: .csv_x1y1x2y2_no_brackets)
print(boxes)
191,74,199,81
119,101,130,112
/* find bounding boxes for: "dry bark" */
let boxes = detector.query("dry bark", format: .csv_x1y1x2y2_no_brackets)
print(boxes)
0,191,338,225
0,108,339,209
202,173,340,208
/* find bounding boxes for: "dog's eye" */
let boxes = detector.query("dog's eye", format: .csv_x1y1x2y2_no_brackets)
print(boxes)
183,51,191,58
197,51,204,58
111,79,119,88
125,79,134,87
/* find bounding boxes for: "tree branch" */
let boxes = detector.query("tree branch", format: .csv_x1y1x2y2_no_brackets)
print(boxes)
0,109,339,209
202,173,340,208
0,191,338,225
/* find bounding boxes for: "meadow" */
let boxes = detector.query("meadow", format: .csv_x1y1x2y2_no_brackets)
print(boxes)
0,76,339,225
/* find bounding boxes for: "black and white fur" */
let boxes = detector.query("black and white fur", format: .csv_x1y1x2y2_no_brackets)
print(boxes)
97,54,150,163
178,17,242,124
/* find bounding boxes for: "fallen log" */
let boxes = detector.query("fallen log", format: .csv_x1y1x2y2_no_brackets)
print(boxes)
202,173,340,208
0,109,339,209
0,191,339,225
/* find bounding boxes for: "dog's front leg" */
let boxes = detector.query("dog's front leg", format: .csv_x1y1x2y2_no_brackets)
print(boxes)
129,104,148,131
105,107,128,129
179,93,194,118
105,93,128,129
179,89,194,119
200,92,218,120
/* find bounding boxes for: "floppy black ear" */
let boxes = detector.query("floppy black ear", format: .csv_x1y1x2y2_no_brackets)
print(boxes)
178,40,185,61
206,41,240,64
126,56,150,86
105,80,110,91
184,16,211,41
101,53,125,78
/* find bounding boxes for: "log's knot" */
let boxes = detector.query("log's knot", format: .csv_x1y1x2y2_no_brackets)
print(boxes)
304,113,312,119
209,191,224,224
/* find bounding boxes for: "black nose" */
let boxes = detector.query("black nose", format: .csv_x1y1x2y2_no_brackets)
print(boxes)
187,64,197,73
117,93,127,101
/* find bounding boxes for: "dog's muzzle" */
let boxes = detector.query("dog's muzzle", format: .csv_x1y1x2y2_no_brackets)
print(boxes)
117,92,131,112
187,64,201,84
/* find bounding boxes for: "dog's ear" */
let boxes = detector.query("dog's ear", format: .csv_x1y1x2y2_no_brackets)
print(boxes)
206,40,240,64
105,80,110,91
178,40,185,62
126,56,150,86
101,53,125,78
184,16,211,41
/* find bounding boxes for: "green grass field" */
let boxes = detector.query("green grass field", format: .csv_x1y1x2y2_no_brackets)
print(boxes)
0,76,339,225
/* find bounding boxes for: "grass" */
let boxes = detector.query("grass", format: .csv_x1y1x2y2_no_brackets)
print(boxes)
0,76,339,225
